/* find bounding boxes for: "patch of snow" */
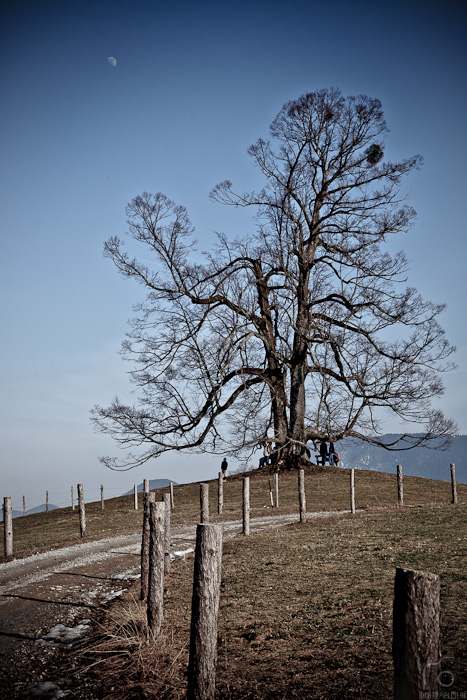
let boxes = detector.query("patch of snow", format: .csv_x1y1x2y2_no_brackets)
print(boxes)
35,620,90,649
171,548,194,559
100,588,126,603
20,680,71,698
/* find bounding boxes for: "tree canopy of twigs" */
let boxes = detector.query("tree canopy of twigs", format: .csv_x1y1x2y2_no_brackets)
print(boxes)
91,88,456,470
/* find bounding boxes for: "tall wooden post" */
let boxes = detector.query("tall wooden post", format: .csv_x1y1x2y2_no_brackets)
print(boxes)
100,484,104,510
134,484,138,510
141,491,155,601
243,477,250,536
200,483,210,523
450,463,458,504
3,497,13,557
77,484,86,538
218,472,223,515
187,524,223,700
147,501,166,638
162,493,171,574
274,472,279,508
71,485,75,511
350,469,356,514
170,481,174,509
46,490,49,513
298,469,306,523
23,495,26,517
397,464,404,506
393,567,441,699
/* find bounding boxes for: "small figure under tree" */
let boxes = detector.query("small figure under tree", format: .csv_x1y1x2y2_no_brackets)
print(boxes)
92,88,456,471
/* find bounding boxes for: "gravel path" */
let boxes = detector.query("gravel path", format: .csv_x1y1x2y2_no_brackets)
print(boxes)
0,509,350,698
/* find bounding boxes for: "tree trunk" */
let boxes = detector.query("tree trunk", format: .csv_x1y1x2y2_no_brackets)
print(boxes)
200,483,209,523
298,469,306,523
242,477,250,536
163,492,171,574
141,491,155,601
78,484,86,538
3,497,13,557
393,567,441,700
147,501,165,638
187,524,223,700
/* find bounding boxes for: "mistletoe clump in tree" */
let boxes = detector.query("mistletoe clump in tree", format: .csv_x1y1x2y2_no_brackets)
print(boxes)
92,88,456,470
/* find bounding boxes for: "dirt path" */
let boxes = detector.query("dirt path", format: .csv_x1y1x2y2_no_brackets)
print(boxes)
0,509,349,698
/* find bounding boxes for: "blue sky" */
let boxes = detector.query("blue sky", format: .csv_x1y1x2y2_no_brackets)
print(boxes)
1,0,466,509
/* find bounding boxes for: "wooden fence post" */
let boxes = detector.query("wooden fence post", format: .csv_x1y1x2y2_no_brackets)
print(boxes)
187,524,223,700
163,493,171,574
397,464,404,506
100,484,104,510
450,463,458,505
274,472,279,508
218,472,223,515
77,484,86,538
170,481,174,509
3,497,13,557
23,496,26,517
71,485,75,511
200,483,210,523
134,484,138,510
147,501,166,638
393,567,441,699
141,491,155,601
46,490,49,513
350,469,356,514
243,477,250,536
298,469,306,523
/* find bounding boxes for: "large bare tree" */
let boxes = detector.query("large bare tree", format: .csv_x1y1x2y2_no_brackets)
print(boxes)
92,88,456,470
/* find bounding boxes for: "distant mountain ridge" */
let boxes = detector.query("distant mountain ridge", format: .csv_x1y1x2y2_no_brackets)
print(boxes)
337,434,466,484
122,478,178,496
5,504,60,520
3,479,178,521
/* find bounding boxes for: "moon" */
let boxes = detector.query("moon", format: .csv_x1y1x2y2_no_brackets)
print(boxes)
107,56,117,67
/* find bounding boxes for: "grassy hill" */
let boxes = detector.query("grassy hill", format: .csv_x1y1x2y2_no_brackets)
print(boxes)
1,465,465,560
1,466,466,698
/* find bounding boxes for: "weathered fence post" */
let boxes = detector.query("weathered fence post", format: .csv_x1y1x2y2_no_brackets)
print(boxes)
200,483,210,523
71,485,75,511
397,464,404,506
23,495,26,517
450,463,458,505
274,472,279,508
46,490,49,513
134,484,138,510
298,469,306,523
163,492,171,574
350,469,356,514
393,567,441,699
77,484,86,538
147,501,166,638
170,481,174,509
243,477,250,536
141,490,155,601
100,484,104,510
218,472,223,515
3,497,13,557
187,524,223,700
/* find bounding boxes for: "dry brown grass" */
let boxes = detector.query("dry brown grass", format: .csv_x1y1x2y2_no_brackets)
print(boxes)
3,466,464,560
72,502,467,699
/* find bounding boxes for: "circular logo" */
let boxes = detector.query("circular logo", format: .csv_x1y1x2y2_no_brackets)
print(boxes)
438,670,455,688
